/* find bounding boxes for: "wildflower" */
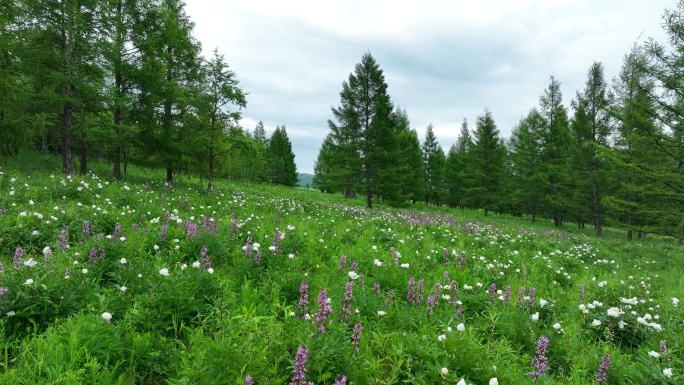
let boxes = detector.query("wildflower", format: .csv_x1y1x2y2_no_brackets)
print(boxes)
102,312,112,322
553,323,561,330
159,268,169,277
400,263,409,268
82,268,88,274
59,227,69,250
596,353,611,383
456,323,465,332
377,310,387,316
23,258,38,268
245,374,254,385
119,258,127,264
660,340,668,357
374,259,383,267
531,312,539,322
348,271,359,280
648,351,661,358
440,367,448,376
456,379,466,385
24,279,34,285
663,368,673,378
120,286,127,292
579,283,585,299
338,254,347,271
672,298,680,307
490,378,499,385
290,345,313,385
437,334,447,342
298,281,309,317
352,323,363,353
539,299,548,307
592,319,602,327
332,374,347,385
607,307,624,317
13,246,23,269
529,335,549,379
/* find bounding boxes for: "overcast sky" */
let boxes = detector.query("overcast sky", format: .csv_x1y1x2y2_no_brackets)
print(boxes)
184,0,673,174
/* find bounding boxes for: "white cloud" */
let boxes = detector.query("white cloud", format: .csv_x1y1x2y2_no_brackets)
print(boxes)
185,0,672,174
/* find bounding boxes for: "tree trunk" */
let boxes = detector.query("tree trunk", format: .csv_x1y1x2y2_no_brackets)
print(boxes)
79,129,87,174
62,99,74,175
208,145,214,192
627,230,633,241
167,166,173,184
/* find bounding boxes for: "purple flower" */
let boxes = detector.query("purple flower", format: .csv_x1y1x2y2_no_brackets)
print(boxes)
271,230,281,254
112,223,122,239
160,210,170,242
254,249,262,266
313,288,333,333
244,233,253,258
340,281,353,325
426,282,441,315
455,305,463,319
529,286,536,306
333,374,347,385
244,375,254,385
337,254,347,271
230,214,238,239
517,286,526,307
298,281,309,317
82,220,91,238
352,323,363,353
289,345,313,385
504,285,511,305
43,246,52,263
579,283,585,300
200,245,212,271
88,247,98,265
529,335,550,379
373,282,381,297
185,219,199,242
416,278,425,304
661,340,669,361
350,260,358,272
202,215,218,235
59,227,69,250
0,262,4,273
13,246,23,269
385,289,394,307
390,247,400,267
407,277,416,305
488,283,497,303
596,353,611,383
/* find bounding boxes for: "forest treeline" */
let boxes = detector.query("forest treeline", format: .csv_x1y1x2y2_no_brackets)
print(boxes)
0,0,298,189
313,2,684,243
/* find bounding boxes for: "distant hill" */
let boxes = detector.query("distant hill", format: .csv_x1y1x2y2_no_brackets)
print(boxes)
297,173,314,188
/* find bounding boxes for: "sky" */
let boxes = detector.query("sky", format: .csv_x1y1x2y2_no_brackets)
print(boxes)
184,0,673,174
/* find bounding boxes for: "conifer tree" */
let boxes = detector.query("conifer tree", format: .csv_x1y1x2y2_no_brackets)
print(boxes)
468,109,505,216
422,124,445,205
326,52,398,208
509,109,546,221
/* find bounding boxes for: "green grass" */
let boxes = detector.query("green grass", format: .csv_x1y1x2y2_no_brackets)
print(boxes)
0,150,682,384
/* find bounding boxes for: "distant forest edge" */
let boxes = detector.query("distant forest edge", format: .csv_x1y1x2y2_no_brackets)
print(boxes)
297,174,314,189
3,1,684,243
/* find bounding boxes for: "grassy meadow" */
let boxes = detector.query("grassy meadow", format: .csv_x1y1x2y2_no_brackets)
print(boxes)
0,152,682,384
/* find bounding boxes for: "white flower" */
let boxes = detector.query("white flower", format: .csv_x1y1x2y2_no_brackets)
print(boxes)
489,378,499,385
648,351,661,358
192,261,201,268
120,286,127,292
289,311,296,316
181,263,188,270
531,312,539,322
372,245,377,251
304,313,311,320
618,320,628,329
400,263,409,268
539,299,548,307
621,297,638,305
348,271,359,280
456,323,465,332
153,245,159,250
553,323,561,330
374,259,383,267
288,253,295,259
456,379,467,385
82,268,88,274
32,231,39,236
24,278,34,285
23,258,38,268
119,236,126,242
269,245,276,252
607,307,624,317
207,268,214,274
591,319,601,326
672,298,680,307
377,310,387,316
663,368,672,378
119,258,127,264
437,334,446,342
101,312,112,322
440,367,448,376
159,268,169,277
